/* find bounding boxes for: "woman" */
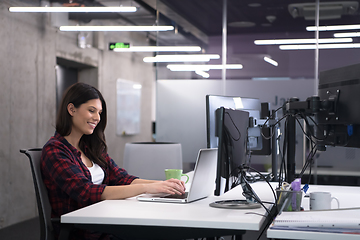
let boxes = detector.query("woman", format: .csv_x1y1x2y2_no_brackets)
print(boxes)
41,82,185,240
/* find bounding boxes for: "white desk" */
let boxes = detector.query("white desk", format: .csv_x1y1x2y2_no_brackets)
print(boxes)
60,182,276,240
267,185,360,240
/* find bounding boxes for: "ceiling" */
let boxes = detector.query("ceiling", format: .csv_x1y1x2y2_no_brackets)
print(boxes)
157,0,360,35
21,0,360,46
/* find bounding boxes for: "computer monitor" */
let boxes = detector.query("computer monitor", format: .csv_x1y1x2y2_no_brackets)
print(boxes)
206,95,271,155
214,107,249,196
316,63,360,149
283,63,360,182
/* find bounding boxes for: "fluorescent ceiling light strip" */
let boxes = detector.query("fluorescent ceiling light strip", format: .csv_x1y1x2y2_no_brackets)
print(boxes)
9,6,137,12
132,84,142,89
252,77,291,81
263,57,278,66
195,70,210,78
167,64,243,71
307,25,360,31
279,43,360,50
334,32,360,38
143,54,220,62
254,38,353,45
60,26,174,31
114,46,201,52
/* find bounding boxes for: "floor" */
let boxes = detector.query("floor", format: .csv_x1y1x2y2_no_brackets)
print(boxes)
0,217,270,240
0,217,40,240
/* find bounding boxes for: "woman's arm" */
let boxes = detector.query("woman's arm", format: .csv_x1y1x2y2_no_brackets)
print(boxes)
131,179,158,184
101,178,186,200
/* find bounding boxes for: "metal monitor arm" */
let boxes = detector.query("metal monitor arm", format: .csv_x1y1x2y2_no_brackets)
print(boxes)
282,95,338,182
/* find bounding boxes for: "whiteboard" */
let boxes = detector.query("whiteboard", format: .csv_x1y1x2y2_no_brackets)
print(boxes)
116,79,142,135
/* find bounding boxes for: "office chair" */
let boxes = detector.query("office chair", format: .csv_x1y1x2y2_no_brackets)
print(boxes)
123,142,183,180
20,148,61,240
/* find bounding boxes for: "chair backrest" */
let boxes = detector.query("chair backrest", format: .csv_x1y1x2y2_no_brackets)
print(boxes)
123,142,183,180
20,148,54,240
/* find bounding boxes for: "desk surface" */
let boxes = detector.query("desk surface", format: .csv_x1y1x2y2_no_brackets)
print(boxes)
267,184,360,240
61,181,276,238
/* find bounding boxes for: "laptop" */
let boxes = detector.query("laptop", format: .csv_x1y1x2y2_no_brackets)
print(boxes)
137,148,218,203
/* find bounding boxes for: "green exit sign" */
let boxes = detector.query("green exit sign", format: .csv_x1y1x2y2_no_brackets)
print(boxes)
109,42,130,50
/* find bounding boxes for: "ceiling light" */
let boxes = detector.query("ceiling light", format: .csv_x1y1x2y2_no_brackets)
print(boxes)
279,43,360,50
228,21,256,28
248,3,262,7
334,32,360,37
133,84,142,90
167,64,243,71
195,70,210,78
9,6,137,13
263,57,278,66
60,26,174,31
254,38,353,45
143,54,220,62
252,77,291,81
114,46,202,52
266,15,276,23
307,24,360,31
261,23,272,27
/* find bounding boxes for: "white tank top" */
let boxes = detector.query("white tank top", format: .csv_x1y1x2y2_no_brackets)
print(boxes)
87,162,105,185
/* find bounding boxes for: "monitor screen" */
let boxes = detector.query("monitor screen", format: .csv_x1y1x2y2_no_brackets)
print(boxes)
214,107,249,196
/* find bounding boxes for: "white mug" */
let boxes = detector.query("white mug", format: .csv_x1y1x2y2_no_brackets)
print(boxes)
310,192,340,210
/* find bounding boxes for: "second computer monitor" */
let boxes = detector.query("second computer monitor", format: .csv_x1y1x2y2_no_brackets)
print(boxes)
214,107,249,196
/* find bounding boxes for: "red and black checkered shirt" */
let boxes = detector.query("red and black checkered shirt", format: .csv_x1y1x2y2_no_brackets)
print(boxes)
41,132,138,240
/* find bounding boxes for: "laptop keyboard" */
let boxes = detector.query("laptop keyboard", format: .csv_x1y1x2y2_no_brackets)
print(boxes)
163,192,188,199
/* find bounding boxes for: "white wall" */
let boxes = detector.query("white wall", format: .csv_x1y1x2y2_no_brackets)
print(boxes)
0,1,154,228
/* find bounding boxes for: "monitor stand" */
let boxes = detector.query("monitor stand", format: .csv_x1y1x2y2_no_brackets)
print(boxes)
209,200,261,209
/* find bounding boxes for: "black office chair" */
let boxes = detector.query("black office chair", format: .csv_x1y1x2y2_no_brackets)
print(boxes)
20,148,60,240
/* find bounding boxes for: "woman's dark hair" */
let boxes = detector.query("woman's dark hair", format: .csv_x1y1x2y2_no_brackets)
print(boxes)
56,82,108,168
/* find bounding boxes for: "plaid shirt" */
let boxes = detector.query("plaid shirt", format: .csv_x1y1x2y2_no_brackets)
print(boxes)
41,132,138,240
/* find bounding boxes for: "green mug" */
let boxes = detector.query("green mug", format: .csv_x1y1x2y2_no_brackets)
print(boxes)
164,169,189,183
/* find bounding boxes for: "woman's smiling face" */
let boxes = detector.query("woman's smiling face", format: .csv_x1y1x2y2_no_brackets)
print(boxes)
69,98,103,136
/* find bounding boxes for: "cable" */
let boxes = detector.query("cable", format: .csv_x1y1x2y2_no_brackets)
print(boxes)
294,115,316,144
298,143,318,179
238,165,277,207
261,113,289,140
235,166,278,240
261,105,284,126
281,117,289,184
303,114,327,141
224,112,241,141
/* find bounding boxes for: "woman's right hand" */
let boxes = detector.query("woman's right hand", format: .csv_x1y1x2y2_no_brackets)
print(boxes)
145,178,186,195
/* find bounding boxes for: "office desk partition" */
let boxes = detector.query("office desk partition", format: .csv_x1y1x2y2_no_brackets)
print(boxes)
60,182,276,240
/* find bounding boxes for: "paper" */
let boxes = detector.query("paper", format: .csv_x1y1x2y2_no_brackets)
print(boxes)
272,208,360,229
270,226,360,235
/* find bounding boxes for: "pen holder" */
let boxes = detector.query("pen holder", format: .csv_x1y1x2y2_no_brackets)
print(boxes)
276,190,303,212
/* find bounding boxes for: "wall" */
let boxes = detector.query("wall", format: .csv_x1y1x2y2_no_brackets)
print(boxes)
0,1,154,229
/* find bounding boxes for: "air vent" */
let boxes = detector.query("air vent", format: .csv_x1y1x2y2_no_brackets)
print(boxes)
288,1,359,20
